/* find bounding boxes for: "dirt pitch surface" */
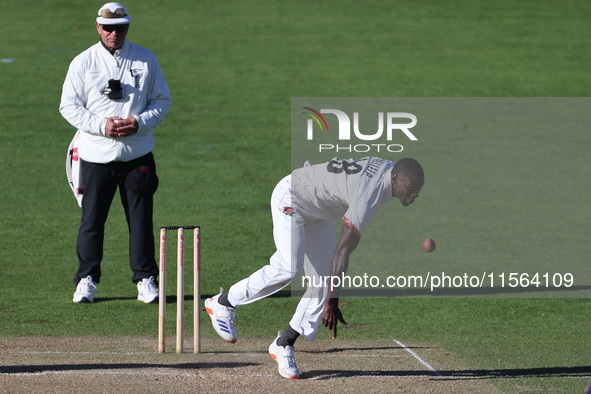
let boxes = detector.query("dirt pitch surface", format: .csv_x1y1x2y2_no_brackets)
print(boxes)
0,336,501,393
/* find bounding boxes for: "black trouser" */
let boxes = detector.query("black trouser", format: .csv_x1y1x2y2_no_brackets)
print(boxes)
74,153,159,285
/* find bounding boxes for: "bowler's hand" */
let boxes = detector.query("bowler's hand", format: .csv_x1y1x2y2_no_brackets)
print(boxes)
105,116,138,138
321,298,347,339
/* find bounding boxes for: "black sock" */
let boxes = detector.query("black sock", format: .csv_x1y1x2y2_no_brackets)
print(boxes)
218,293,235,309
277,325,300,347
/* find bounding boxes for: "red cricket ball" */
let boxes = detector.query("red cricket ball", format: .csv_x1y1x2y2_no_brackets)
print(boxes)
422,238,436,253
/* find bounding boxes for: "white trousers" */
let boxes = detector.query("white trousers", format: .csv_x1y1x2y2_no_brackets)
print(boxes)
227,175,336,341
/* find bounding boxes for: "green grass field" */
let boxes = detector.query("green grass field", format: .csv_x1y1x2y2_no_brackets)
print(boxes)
1,0,590,392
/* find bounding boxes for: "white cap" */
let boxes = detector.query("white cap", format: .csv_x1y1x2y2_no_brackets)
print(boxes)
96,3,131,25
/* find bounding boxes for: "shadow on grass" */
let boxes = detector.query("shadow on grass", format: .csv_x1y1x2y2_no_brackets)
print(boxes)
201,290,292,300
90,290,294,303
91,295,206,303
302,345,434,354
92,297,137,303
303,365,591,380
303,285,591,298
0,362,259,375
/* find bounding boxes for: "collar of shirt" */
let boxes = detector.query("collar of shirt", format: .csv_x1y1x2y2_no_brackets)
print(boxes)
381,169,395,205
99,39,127,56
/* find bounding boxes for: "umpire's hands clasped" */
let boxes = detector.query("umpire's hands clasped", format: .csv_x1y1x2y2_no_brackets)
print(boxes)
106,116,138,138
321,298,347,339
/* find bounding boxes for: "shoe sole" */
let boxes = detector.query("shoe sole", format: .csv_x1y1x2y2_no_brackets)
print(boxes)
138,295,158,303
73,297,93,303
205,301,237,343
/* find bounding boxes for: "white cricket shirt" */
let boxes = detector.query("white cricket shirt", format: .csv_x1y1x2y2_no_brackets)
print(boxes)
292,157,395,236
60,40,172,163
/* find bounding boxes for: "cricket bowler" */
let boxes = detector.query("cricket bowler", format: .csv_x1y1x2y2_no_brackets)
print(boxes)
205,156,424,379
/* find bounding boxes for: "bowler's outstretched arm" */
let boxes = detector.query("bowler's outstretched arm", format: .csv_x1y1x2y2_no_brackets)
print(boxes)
321,222,360,339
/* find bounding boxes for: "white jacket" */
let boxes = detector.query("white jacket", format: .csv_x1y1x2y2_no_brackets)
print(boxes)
60,40,172,163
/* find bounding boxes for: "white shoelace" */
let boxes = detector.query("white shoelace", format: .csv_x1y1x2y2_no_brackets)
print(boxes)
145,276,158,292
80,277,96,290
282,347,297,367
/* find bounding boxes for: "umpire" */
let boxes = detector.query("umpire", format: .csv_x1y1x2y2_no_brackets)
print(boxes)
60,3,172,303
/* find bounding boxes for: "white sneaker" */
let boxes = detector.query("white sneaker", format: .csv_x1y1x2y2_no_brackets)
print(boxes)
269,331,300,379
204,288,237,343
73,276,96,303
137,276,159,303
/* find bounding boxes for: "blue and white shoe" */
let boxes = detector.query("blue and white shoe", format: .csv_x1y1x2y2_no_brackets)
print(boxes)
205,288,237,343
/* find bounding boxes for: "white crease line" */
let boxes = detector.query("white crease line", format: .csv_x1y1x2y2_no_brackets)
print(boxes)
2,370,274,378
308,374,435,380
1,371,199,377
1,351,154,355
314,354,408,358
393,339,441,377
2,350,406,358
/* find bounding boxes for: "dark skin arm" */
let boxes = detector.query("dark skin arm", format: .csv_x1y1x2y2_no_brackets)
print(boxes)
321,222,361,339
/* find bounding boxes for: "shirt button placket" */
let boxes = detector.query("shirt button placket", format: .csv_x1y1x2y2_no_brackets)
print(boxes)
113,51,120,79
